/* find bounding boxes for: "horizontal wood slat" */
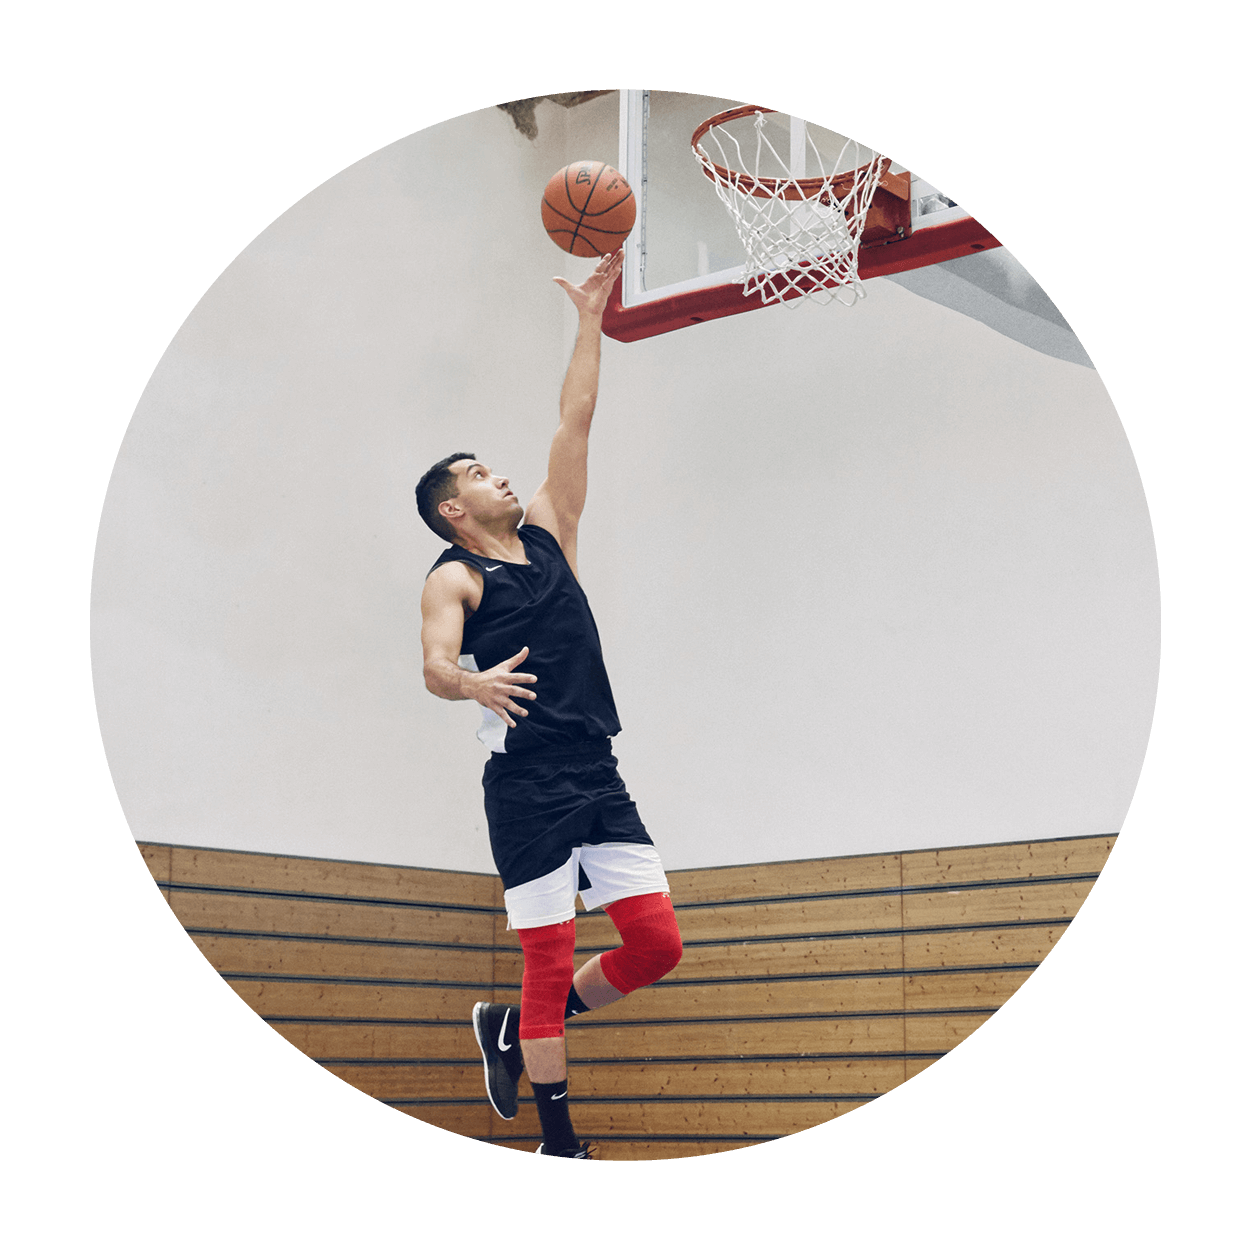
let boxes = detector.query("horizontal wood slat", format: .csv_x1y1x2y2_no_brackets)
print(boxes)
490,1138,773,1159
900,879,1095,928
193,934,496,985
141,843,498,907
228,980,488,1022
567,1015,910,1055
269,1021,484,1060
169,890,493,947
667,855,901,905
138,833,1114,1161
901,835,1115,887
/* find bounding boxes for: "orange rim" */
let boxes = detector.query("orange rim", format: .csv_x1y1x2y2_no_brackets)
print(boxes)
691,105,886,202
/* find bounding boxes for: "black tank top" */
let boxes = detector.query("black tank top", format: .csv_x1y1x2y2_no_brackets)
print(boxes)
427,524,621,754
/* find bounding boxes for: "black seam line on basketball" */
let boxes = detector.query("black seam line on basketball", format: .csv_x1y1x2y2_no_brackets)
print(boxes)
566,162,604,230
666,872,1101,911
542,196,633,230
219,962,1038,992
542,198,590,228
163,882,498,913
580,188,634,218
568,162,608,254
542,198,633,231
547,224,632,242
549,175,633,221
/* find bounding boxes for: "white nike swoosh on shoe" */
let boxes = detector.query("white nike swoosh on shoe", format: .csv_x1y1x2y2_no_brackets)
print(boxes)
497,1009,512,1052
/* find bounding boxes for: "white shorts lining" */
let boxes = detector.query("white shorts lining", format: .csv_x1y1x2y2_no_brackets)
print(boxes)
502,843,669,930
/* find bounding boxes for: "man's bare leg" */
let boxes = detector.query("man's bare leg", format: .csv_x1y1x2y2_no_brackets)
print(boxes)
519,957,622,1083
520,1036,567,1084
572,953,624,1011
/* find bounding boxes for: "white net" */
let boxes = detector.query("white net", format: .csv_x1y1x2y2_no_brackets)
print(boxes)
692,108,890,307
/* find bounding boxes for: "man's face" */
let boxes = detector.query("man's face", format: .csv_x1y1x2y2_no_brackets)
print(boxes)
443,459,523,529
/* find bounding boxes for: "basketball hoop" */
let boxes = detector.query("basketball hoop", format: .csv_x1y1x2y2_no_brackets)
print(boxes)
691,106,892,308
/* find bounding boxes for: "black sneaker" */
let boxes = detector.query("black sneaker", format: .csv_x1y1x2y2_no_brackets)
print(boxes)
535,1141,595,1159
471,1002,524,1120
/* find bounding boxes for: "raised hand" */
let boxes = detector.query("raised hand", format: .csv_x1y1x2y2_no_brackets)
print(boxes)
468,646,538,728
552,249,624,318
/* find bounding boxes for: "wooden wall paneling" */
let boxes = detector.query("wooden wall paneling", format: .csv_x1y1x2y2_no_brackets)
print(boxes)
139,844,504,1146
136,834,1113,1160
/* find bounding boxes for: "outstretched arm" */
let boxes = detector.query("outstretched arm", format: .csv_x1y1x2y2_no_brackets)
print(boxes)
524,249,624,577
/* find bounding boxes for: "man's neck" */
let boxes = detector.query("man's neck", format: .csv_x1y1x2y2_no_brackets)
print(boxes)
455,523,526,563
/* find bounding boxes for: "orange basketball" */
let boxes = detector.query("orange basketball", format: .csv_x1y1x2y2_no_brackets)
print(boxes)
541,161,636,257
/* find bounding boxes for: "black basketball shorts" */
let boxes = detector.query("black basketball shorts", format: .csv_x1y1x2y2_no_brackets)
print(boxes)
481,738,669,929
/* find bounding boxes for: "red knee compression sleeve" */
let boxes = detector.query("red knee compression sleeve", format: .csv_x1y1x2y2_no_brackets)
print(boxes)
599,892,683,995
517,919,577,1040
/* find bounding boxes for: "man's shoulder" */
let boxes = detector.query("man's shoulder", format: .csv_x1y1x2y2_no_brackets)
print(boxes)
425,551,483,589
421,557,484,623
428,542,475,572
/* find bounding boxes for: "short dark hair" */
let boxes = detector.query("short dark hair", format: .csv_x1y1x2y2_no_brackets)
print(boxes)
415,452,475,543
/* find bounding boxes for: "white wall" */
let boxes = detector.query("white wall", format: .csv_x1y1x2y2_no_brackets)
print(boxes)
91,92,1158,874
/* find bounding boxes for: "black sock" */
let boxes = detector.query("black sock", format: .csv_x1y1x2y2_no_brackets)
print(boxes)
565,984,591,1019
532,1079,579,1154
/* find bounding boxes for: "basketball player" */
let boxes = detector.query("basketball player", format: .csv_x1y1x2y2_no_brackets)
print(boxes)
415,249,682,1159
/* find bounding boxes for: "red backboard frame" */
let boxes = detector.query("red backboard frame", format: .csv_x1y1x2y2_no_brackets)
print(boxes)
602,213,1001,343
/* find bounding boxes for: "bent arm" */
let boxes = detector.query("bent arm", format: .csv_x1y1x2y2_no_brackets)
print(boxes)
420,563,537,727
420,563,478,700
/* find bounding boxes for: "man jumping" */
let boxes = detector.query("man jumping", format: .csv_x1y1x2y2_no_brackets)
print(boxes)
415,250,682,1159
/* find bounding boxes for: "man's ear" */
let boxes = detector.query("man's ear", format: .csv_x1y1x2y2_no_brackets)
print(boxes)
438,498,463,524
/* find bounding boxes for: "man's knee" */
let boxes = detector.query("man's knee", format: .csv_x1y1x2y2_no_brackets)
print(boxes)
600,892,683,994
517,919,576,1039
